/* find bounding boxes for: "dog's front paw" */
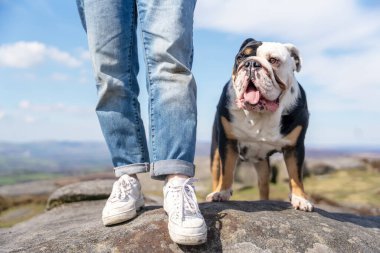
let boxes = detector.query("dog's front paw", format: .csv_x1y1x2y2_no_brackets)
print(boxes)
206,189,233,202
289,193,314,212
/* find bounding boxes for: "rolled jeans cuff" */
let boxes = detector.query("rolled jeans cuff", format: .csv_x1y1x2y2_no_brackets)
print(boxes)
150,159,195,181
114,163,150,177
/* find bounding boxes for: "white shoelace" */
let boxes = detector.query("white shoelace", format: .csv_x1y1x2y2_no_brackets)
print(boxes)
168,178,201,222
111,176,135,200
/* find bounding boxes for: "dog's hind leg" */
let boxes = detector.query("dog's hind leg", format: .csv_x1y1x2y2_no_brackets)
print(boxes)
254,159,270,200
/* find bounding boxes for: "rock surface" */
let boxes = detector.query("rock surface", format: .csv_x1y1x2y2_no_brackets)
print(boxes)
1,199,379,253
46,179,114,210
0,180,59,198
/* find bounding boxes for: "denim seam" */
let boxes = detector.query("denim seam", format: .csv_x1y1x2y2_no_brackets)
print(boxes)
127,2,146,163
136,0,156,161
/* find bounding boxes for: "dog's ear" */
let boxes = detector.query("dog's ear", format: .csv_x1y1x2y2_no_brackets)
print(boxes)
284,44,302,72
239,38,256,51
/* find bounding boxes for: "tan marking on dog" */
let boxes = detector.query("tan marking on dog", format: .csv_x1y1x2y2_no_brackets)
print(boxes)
232,73,236,82
243,47,254,55
283,126,303,147
215,144,238,192
221,116,236,140
211,148,221,191
254,160,270,200
283,149,307,198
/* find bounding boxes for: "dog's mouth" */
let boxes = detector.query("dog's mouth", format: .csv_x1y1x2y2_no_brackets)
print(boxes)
240,80,280,112
244,81,260,105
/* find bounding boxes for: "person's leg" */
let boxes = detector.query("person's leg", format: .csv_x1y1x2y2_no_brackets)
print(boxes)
77,0,148,225
136,0,197,180
77,0,150,176
136,0,207,245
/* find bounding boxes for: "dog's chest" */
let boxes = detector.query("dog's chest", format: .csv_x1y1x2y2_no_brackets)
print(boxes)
229,110,286,161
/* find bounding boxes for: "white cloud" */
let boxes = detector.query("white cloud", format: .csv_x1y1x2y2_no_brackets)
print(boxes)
80,50,91,61
47,47,81,67
17,100,92,114
195,0,380,112
24,115,36,124
0,41,82,68
0,111,5,120
195,0,378,43
0,41,46,68
78,69,91,84
0,102,100,142
303,43,380,112
5,101,94,128
19,100,31,109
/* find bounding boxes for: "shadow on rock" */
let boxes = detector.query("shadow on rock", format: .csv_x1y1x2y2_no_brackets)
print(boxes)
315,208,380,229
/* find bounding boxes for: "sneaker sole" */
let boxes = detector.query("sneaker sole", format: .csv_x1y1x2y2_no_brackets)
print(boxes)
168,221,207,245
102,199,144,226
168,230,207,245
103,209,138,226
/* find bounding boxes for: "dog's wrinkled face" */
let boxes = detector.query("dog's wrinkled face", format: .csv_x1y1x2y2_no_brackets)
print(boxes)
232,38,301,112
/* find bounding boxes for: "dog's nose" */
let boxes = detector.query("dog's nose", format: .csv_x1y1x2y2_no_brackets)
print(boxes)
253,61,261,68
244,61,261,69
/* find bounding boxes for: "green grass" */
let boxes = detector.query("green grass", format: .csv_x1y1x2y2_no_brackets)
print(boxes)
305,169,380,207
231,183,289,201
225,168,380,208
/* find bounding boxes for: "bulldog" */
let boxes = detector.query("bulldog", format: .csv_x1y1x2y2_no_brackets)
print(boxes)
206,38,313,211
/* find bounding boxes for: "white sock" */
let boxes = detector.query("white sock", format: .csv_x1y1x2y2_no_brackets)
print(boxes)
166,176,187,187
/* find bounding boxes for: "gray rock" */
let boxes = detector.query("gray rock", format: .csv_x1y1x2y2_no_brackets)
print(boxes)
0,180,58,197
306,157,366,172
46,179,114,210
1,200,379,253
305,162,335,176
46,180,162,211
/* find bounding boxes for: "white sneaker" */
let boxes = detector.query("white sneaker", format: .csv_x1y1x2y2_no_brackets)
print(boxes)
163,178,207,245
102,174,144,226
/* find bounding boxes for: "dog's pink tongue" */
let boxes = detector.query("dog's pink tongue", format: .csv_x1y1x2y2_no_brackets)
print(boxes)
244,86,260,105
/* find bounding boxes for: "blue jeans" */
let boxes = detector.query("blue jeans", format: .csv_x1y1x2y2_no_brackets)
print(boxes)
77,0,197,180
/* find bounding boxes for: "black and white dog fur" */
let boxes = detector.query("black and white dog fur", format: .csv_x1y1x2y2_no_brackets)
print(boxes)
206,38,313,212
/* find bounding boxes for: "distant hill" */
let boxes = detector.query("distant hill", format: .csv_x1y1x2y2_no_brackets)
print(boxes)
306,146,380,158
0,141,112,175
195,141,380,158
1,141,379,176
0,141,211,176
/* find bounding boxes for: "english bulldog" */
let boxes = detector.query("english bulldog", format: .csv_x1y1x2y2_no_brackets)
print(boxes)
206,38,313,211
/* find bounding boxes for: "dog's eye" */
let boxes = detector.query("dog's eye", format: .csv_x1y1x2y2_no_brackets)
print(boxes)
269,57,279,65
236,55,244,62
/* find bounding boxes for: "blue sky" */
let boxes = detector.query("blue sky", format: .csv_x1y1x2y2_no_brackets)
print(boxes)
0,0,380,148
